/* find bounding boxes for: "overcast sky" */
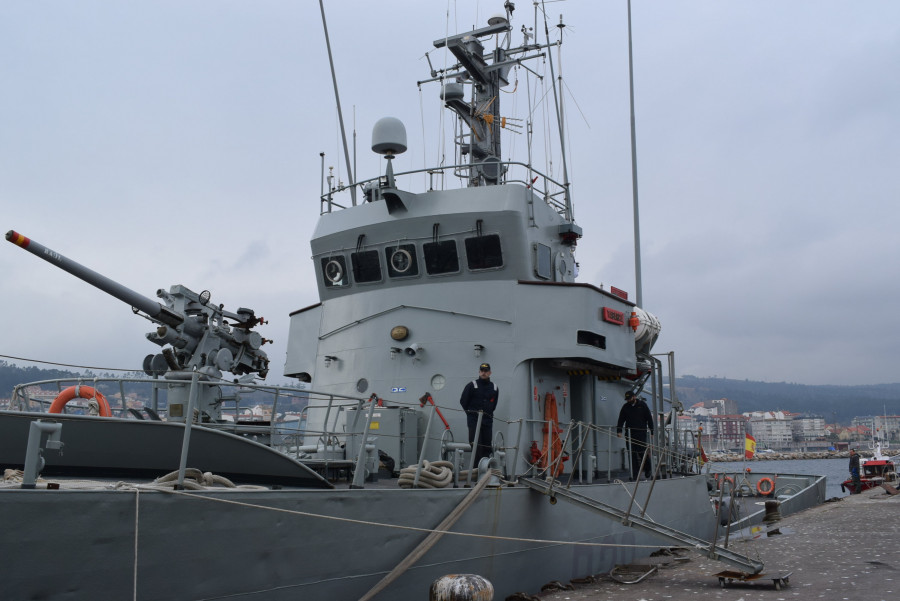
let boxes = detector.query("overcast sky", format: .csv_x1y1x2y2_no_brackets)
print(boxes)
1,1,898,387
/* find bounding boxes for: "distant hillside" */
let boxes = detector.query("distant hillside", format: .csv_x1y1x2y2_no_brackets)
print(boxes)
0,361,94,398
675,375,900,425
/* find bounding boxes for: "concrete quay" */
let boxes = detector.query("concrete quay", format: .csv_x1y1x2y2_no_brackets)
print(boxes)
534,487,900,601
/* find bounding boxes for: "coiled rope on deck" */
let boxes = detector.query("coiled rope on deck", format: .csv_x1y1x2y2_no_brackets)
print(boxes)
153,468,239,489
0,468,267,491
397,460,453,488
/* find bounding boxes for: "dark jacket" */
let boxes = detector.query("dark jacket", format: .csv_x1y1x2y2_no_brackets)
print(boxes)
460,378,499,423
849,453,860,475
616,399,654,437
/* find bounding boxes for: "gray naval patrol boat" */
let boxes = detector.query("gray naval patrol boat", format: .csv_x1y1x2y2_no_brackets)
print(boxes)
0,4,824,600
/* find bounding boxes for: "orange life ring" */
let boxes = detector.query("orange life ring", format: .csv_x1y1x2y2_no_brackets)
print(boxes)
715,474,735,490
757,477,775,496
48,386,112,417
540,393,564,477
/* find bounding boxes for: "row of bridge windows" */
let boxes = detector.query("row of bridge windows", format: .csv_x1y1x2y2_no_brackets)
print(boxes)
321,234,503,288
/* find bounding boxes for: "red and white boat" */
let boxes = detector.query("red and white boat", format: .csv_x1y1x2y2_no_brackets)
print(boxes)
841,443,898,493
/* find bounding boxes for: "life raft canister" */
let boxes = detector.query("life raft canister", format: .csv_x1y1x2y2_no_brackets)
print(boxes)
48,385,112,417
757,477,775,496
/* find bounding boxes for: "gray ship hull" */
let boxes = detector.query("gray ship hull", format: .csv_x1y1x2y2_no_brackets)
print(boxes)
1,476,715,600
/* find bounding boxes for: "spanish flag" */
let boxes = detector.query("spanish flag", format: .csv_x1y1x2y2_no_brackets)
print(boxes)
744,434,756,459
698,441,708,466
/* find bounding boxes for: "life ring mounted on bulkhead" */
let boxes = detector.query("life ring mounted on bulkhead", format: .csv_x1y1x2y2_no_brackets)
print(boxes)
540,392,567,478
757,477,775,496
48,385,112,417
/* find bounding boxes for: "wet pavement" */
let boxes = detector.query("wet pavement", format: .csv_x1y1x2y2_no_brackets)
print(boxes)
533,486,900,601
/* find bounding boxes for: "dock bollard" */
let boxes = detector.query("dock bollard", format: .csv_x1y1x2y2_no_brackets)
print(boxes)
429,574,493,601
763,500,782,523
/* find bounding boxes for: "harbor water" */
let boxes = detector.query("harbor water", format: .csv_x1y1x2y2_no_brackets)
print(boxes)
711,457,855,499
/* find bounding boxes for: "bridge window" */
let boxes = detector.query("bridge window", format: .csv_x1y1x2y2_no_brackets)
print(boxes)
351,250,382,283
423,240,459,275
465,234,503,270
534,243,552,280
577,330,606,349
385,244,419,278
321,256,349,288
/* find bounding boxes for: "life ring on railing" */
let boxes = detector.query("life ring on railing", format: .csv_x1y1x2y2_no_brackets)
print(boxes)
715,474,735,490
757,477,775,496
48,386,112,417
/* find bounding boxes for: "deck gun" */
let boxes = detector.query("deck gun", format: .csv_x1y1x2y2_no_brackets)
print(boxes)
6,230,270,422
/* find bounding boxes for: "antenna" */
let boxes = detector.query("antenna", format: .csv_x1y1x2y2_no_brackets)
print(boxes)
540,1,572,222
628,0,644,307
318,0,357,206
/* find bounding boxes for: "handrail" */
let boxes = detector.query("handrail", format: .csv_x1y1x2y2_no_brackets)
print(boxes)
319,160,570,218
9,376,700,483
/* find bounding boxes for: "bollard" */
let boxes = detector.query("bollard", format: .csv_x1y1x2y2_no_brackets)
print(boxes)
763,500,782,523
429,574,493,601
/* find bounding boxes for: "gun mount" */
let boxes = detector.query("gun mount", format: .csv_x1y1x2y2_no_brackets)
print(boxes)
6,230,270,422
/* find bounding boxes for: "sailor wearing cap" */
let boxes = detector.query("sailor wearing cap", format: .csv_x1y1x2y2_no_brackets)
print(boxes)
616,390,655,480
459,363,499,466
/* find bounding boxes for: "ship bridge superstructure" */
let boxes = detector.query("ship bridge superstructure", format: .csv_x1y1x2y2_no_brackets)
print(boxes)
284,4,663,477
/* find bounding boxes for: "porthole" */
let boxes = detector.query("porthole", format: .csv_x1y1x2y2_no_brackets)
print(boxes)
430,374,446,391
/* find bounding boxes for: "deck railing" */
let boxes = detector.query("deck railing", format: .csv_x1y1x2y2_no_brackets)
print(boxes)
10,375,701,484
320,160,570,219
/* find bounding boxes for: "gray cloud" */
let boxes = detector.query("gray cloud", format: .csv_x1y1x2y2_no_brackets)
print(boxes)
1,1,898,385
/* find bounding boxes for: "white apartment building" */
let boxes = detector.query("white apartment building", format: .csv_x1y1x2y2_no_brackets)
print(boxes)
744,411,793,450
792,415,825,441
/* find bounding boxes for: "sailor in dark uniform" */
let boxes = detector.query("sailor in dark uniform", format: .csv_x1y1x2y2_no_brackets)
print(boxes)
459,362,499,466
849,448,862,494
616,390,655,480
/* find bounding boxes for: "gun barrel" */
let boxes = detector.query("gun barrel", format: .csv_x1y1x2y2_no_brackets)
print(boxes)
6,230,182,327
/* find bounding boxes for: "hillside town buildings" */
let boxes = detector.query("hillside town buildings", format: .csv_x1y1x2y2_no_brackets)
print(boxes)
674,398,896,452
852,415,900,443
677,398,900,451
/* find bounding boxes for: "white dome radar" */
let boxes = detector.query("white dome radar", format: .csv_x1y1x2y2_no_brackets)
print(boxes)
487,12,508,26
371,117,407,156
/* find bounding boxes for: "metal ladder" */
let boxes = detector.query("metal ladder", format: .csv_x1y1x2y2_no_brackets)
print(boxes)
519,477,763,574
